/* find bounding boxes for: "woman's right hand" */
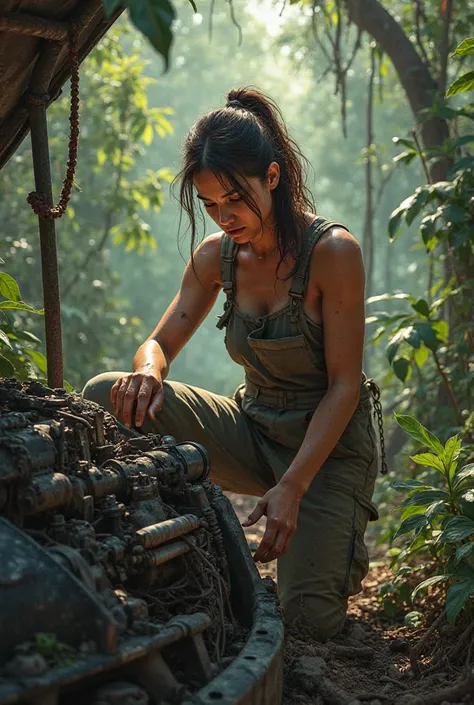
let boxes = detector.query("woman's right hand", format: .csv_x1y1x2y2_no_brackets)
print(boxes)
110,369,163,428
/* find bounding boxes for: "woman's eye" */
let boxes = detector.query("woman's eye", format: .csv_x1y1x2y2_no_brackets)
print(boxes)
203,202,215,209
229,196,242,203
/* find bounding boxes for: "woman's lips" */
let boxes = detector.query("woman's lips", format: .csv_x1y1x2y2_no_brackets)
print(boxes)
226,227,245,236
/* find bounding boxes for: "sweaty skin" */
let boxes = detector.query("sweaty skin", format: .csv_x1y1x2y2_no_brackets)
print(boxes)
111,166,365,564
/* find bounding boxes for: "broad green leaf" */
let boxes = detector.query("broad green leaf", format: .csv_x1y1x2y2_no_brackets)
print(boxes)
413,344,429,368
443,435,462,482
393,151,417,165
393,357,410,382
446,71,474,97
439,516,474,543
404,326,421,349
412,574,448,599
394,413,444,454
387,339,400,364
410,452,445,472
458,489,474,520
446,580,474,623
420,215,437,245
454,464,474,487
394,514,428,539
24,349,47,374
425,500,449,522
0,273,21,302
0,330,12,349
400,504,427,521
413,320,440,352
401,490,450,508
127,0,176,71
452,38,474,57
142,122,154,145
405,189,429,226
0,301,44,314
455,543,474,564
391,480,429,492
15,330,41,344
0,354,15,377
412,299,430,318
432,320,449,343
454,134,474,148
388,205,406,240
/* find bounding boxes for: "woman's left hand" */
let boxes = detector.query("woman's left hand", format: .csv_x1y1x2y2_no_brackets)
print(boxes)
242,481,302,563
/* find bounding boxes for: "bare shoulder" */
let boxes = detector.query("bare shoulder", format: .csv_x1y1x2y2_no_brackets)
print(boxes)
308,225,364,292
188,231,223,287
311,226,362,269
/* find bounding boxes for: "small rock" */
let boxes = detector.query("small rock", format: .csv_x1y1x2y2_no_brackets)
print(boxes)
388,637,410,654
388,664,402,680
292,655,327,694
347,622,368,643
4,653,48,677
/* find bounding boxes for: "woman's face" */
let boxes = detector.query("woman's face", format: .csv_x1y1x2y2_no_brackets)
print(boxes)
193,163,280,244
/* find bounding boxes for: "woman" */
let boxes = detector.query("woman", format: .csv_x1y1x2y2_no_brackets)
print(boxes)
83,86,381,641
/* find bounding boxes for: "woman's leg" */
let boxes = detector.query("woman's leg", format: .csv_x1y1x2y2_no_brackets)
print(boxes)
275,421,379,641
82,372,275,497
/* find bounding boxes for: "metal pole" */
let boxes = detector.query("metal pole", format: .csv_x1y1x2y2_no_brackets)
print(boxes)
27,43,64,388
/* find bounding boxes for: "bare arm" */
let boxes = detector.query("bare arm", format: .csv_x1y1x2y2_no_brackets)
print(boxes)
113,233,222,427
245,228,366,562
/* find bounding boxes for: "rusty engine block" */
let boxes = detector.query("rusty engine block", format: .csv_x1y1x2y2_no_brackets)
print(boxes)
0,379,284,705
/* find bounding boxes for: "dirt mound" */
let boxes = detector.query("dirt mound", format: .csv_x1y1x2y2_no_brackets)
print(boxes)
228,493,474,705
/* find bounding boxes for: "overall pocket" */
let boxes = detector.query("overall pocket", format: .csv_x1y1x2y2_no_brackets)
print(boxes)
247,333,321,387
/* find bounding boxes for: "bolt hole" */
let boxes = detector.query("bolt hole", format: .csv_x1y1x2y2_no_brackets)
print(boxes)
209,692,223,700
244,655,257,660
256,629,268,635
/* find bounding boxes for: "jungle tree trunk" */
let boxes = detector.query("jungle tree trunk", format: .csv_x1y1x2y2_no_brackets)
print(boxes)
344,0,450,182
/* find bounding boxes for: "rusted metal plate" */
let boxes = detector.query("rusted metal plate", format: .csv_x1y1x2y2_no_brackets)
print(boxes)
0,0,123,170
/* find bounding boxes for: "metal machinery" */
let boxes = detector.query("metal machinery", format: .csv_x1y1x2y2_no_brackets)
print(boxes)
0,2,284,703
0,379,283,705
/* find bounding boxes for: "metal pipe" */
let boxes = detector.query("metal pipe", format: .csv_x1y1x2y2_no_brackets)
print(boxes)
27,42,63,388
146,539,193,567
0,13,68,41
135,515,201,549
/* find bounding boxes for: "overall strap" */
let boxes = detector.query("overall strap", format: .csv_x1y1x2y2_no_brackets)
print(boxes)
216,233,238,330
288,217,347,321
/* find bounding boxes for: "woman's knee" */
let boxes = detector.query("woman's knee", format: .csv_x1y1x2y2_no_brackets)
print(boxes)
82,371,122,413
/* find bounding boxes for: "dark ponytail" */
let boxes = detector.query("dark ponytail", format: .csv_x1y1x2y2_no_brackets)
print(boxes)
175,86,315,273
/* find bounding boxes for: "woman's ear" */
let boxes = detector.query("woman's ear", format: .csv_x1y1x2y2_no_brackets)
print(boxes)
267,161,280,191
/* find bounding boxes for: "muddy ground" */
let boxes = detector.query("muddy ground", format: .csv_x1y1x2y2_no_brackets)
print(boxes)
227,492,474,705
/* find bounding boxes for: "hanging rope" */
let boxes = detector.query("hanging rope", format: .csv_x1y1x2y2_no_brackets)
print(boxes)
27,26,80,220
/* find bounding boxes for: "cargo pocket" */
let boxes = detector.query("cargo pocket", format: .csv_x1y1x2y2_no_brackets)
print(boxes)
343,529,370,597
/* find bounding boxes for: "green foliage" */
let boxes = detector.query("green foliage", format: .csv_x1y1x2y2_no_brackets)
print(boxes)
0,23,174,388
103,0,197,70
391,414,474,623
0,271,45,380
446,38,474,97
35,633,75,667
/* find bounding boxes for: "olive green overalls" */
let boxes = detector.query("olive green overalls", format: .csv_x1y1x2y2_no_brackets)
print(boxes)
83,216,380,640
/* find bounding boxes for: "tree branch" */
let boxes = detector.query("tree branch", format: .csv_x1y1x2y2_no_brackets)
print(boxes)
438,0,454,97
343,0,450,181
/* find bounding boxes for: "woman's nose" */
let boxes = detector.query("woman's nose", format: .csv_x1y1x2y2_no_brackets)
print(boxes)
218,206,232,225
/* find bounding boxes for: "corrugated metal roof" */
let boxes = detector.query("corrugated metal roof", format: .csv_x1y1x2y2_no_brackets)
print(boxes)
0,0,122,170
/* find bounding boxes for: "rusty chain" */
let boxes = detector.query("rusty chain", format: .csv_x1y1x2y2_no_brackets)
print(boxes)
366,378,389,476
27,26,80,220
